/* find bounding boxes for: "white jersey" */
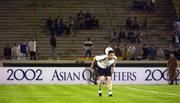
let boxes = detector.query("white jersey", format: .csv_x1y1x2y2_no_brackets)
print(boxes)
95,55,117,69
29,41,36,52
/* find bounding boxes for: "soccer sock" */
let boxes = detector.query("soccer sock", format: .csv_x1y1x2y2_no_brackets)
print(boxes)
108,90,112,95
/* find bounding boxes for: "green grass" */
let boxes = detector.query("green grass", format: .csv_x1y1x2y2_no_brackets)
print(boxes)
0,85,180,103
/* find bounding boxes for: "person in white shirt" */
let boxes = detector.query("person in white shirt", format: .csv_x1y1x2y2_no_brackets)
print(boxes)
28,38,37,60
84,37,93,57
11,43,18,60
91,47,117,97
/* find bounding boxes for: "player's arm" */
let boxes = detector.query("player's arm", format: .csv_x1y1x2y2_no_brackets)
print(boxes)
112,60,117,72
90,57,96,69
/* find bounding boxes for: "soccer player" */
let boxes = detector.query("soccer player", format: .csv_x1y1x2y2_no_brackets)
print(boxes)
91,47,117,97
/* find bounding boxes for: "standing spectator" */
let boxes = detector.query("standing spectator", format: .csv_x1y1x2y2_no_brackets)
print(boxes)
142,44,149,59
11,43,18,60
19,42,28,60
148,44,156,60
167,54,178,85
84,37,93,57
50,36,57,59
126,17,132,30
28,38,37,60
4,44,11,60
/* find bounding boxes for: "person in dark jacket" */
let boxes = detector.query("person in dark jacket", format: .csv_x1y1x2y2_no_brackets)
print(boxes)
50,36,57,59
4,44,11,60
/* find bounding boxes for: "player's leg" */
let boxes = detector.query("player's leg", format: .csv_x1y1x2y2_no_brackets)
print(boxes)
98,76,104,96
107,76,112,96
105,67,113,97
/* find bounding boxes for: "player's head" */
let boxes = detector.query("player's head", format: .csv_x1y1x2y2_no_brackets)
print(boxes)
107,50,115,60
105,47,113,55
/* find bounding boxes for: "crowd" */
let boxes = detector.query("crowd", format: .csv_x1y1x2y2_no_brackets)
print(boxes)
45,10,99,37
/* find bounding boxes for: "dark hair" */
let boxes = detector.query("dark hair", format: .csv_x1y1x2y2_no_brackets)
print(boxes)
108,50,115,55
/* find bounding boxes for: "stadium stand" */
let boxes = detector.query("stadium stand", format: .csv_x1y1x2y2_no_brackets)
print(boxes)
0,0,177,60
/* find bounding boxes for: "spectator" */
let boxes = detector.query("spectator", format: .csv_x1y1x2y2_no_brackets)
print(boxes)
55,18,65,36
84,37,93,57
128,44,137,60
109,28,118,43
50,36,57,59
126,17,132,30
77,10,85,29
167,54,178,85
136,31,143,44
92,16,99,30
85,10,92,29
151,0,155,11
142,44,149,59
19,42,28,60
4,44,11,60
136,44,143,60
127,30,135,43
114,44,122,57
11,43,18,60
132,17,140,31
118,28,126,43
148,44,156,60
46,16,54,35
142,17,148,32
28,38,37,60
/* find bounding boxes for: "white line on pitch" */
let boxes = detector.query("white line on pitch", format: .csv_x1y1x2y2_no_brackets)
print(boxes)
124,87,180,97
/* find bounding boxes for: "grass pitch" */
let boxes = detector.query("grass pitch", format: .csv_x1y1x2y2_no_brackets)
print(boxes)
0,85,180,103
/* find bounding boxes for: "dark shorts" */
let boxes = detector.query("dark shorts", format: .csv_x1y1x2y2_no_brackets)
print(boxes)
97,66,112,76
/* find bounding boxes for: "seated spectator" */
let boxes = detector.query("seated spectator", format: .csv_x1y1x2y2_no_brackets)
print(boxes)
151,0,155,11
114,44,122,57
92,16,99,30
132,17,140,31
77,10,85,29
55,18,65,36
46,17,54,35
136,31,143,44
126,17,132,30
4,44,11,60
85,10,92,29
127,30,135,43
118,28,126,43
109,28,118,43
